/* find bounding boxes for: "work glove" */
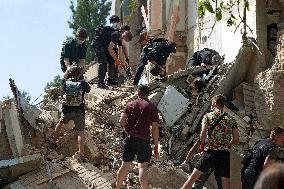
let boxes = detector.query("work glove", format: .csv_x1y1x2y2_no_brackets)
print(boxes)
153,145,159,160
115,59,122,65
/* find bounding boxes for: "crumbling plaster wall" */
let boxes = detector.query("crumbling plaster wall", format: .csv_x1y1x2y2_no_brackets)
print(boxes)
255,23,284,130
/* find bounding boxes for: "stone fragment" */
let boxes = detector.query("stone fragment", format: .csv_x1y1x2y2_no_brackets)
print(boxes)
158,86,190,127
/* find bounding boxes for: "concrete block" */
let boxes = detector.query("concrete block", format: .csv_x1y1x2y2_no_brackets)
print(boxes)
158,86,190,127
2,103,24,157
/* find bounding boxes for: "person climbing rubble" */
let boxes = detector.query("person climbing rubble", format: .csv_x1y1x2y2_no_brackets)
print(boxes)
92,16,133,88
186,48,223,68
241,127,284,189
133,33,176,85
182,95,239,189
181,137,222,189
60,28,88,72
48,66,90,162
116,85,160,189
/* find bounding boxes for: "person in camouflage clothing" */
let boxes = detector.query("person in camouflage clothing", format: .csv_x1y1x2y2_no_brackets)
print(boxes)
182,95,239,189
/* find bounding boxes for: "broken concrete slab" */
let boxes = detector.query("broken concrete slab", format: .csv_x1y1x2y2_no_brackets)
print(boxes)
158,85,190,127
2,102,24,158
0,153,42,169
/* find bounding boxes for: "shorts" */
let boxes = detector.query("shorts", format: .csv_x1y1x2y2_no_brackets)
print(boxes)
122,136,151,163
195,150,230,178
61,112,85,131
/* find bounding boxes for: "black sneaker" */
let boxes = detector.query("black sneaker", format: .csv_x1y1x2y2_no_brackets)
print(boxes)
97,83,108,89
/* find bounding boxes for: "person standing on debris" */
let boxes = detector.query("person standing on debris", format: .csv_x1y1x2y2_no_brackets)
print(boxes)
133,33,176,85
182,95,239,189
92,21,132,88
60,28,88,72
254,163,284,189
241,127,284,189
48,66,90,162
186,48,223,68
109,15,131,65
116,85,160,189
181,138,222,189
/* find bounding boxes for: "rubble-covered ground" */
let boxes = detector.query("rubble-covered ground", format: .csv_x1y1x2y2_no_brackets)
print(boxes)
1,42,279,188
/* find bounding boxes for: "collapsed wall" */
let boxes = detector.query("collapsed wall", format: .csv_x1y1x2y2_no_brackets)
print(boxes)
255,23,284,130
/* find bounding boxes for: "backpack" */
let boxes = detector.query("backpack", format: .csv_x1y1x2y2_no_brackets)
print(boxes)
146,38,172,65
91,25,116,52
63,80,83,106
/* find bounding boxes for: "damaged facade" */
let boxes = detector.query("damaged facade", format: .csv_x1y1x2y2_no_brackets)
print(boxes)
1,0,284,188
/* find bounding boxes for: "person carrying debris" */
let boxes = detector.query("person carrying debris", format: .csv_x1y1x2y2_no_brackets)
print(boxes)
116,85,160,189
181,137,222,189
133,33,177,85
186,48,223,68
48,66,90,162
60,28,88,72
92,16,133,88
241,127,284,189
182,95,239,189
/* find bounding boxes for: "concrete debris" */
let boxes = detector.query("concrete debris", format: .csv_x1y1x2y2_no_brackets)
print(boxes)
1,39,282,188
158,85,190,127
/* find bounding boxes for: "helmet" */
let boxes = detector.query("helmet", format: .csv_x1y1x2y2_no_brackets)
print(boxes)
109,15,120,23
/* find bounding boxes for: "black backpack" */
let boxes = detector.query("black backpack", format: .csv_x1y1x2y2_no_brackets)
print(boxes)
91,26,116,52
146,38,175,65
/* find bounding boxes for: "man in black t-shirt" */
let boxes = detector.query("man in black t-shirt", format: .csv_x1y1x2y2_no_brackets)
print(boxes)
60,28,88,72
241,127,284,189
96,29,132,88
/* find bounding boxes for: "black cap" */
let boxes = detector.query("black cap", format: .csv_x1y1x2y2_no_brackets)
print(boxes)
109,15,120,23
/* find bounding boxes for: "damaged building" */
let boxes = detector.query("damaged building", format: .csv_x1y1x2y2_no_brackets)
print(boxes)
1,0,284,188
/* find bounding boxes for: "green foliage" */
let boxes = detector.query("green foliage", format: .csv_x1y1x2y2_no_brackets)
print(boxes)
197,0,250,26
2,95,11,101
197,0,251,45
21,91,31,103
203,0,214,13
2,91,31,103
45,75,62,90
126,0,140,24
68,0,112,62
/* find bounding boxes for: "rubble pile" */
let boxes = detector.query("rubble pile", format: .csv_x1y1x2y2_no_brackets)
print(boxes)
2,36,283,188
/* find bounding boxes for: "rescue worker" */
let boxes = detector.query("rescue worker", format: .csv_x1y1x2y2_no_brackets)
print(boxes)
116,85,160,189
93,25,132,88
186,48,222,68
241,127,284,189
48,66,90,162
182,95,239,189
133,33,176,85
60,28,88,72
